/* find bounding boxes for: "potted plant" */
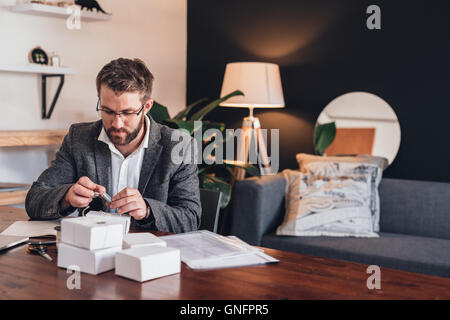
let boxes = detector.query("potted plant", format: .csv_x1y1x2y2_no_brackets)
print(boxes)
148,90,260,208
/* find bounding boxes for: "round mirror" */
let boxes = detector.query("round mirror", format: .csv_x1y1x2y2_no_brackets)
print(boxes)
316,91,401,166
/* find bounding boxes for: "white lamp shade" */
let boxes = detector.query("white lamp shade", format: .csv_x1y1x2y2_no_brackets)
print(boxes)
219,62,285,108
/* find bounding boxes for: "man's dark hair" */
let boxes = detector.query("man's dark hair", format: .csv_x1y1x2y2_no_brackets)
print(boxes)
96,58,154,103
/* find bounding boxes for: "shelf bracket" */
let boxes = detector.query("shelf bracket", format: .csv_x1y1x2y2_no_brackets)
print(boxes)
41,74,65,119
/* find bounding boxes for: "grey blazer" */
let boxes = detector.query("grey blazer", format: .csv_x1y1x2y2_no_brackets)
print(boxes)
25,115,201,233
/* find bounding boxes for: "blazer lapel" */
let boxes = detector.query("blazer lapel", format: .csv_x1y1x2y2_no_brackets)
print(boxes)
93,121,113,195
138,116,163,194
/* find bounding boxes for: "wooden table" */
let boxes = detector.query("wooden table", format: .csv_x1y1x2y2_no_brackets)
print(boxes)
1,206,449,300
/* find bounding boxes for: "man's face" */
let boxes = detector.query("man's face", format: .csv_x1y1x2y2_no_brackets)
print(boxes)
98,84,152,146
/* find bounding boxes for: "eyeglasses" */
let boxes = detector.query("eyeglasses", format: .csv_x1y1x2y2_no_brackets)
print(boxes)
96,100,146,120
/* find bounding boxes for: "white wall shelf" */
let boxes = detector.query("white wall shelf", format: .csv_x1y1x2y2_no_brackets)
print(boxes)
10,3,111,21
0,63,75,75
0,63,76,119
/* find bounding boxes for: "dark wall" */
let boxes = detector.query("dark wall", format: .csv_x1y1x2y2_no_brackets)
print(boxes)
187,0,450,182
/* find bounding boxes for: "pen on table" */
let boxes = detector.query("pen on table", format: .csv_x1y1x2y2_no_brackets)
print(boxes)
28,240,56,246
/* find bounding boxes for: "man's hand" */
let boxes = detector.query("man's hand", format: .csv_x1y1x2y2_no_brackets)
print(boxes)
108,187,148,220
61,176,106,210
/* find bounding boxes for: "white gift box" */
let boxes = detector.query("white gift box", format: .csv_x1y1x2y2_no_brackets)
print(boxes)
122,233,167,249
115,246,181,282
61,216,124,250
57,242,121,275
86,211,131,234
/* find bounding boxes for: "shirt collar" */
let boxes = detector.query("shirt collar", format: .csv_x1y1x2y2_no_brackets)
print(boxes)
98,115,150,156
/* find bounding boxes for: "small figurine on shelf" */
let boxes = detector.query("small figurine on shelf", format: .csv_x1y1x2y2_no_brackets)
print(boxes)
75,0,110,14
50,52,61,67
29,46,48,65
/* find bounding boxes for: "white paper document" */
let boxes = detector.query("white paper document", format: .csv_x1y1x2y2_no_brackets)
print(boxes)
1,220,58,237
160,230,279,270
186,251,279,270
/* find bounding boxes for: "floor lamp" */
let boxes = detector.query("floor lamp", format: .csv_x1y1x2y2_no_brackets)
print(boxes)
219,62,285,181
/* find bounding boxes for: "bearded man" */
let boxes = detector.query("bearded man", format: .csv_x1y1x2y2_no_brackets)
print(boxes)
25,58,201,233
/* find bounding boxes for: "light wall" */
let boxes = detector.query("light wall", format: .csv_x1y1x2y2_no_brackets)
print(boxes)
0,0,187,185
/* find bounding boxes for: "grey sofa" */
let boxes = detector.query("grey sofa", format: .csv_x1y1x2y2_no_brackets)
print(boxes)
227,174,450,278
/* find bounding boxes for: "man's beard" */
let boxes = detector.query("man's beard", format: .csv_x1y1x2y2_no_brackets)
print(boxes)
106,115,145,146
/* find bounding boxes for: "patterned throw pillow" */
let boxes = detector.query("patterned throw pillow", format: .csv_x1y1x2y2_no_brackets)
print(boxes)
276,154,385,238
277,169,379,237
296,153,385,232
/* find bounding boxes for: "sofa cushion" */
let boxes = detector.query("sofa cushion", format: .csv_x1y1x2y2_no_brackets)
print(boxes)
262,232,450,278
296,153,384,232
276,169,378,238
379,178,450,240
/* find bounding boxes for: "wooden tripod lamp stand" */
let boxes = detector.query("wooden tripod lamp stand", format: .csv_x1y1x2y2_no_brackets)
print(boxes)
219,62,285,180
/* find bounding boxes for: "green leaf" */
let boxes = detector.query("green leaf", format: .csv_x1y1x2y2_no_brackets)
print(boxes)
199,174,231,208
148,101,171,123
166,120,203,135
197,164,231,180
223,160,261,177
198,160,260,179
202,121,225,132
314,122,336,155
161,120,178,129
202,122,226,142
173,97,208,120
190,90,244,121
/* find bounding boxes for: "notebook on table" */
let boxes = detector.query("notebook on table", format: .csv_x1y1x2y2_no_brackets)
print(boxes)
0,235,29,252
0,220,58,238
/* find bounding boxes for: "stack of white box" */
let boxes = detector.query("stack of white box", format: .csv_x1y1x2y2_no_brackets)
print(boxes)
57,216,128,275
116,233,181,282
57,215,181,282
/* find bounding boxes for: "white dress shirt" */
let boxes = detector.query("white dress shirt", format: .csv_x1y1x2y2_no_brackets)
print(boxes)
97,115,150,205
